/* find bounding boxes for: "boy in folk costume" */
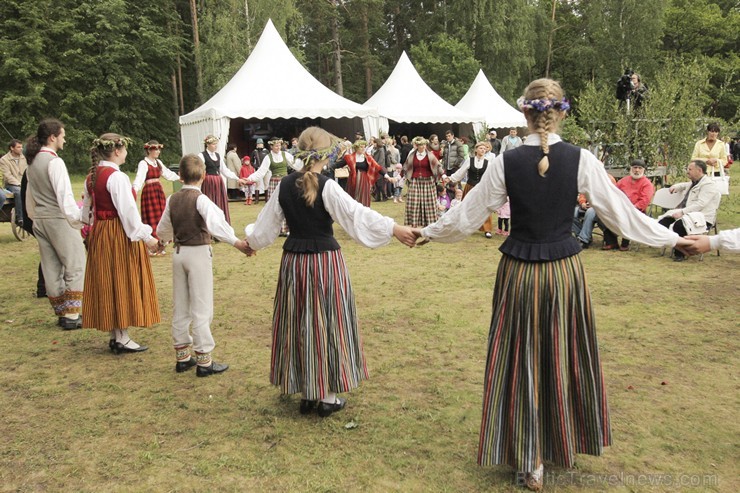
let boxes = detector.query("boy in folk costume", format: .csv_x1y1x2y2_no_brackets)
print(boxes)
132,140,179,255
157,154,251,376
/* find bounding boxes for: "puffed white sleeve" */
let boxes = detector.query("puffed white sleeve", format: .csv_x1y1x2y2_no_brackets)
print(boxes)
156,196,174,243
322,179,394,248
132,160,149,192
579,149,678,248
108,171,154,241
421,154,508,242
160,162,180,182
710,228,740,253
450,158,470,183
48,157,83,229
197,194,239,245
219,159,239,180
244,184,284,250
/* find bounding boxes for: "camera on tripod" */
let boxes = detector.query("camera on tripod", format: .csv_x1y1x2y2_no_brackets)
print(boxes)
615,68,634,101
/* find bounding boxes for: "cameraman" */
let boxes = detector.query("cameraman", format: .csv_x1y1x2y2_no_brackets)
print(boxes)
616,69,648,110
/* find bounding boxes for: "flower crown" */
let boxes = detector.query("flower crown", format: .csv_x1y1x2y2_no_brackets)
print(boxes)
516,97,571,113
91,136,132,150
204,136,219,145
268,138,284,146
144,142,164,150
294,141,344,165
412,136,428,146
352,139,368,149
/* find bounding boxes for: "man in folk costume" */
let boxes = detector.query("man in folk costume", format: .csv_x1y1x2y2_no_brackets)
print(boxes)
198,135,245,225
25,119,86,330
247,138,298,235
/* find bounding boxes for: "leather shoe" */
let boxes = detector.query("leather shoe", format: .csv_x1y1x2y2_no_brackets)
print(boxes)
59,316,82,330
112,340,149,354
299,399,317,415
602,244,618,251
317,397,346,417
175,357,197,373
196,361,229,377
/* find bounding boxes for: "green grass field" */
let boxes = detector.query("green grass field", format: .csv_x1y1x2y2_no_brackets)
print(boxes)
0,172,738,492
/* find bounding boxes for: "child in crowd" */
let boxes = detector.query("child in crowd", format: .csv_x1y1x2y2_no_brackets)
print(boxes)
157,154,251,377
392,162,405,203
449,188,463,210
157,154,247,377
496,196,511,235
240,156,256,205
437,184,451,216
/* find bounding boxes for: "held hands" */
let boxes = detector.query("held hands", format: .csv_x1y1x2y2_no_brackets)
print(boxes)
234,238,257,256
146,237,162,254
411,228,429,246
237,178,250,187
392,224,417,248
678,235,711,255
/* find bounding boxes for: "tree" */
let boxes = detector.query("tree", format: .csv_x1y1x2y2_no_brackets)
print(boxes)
408,33,480,103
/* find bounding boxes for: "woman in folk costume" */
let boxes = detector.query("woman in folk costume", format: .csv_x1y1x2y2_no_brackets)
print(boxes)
335,139,390,207
403,136,443,228
82,134,160,354
132,140,179,254
199,135,242,224
416,79,690,491
244,127,416,418
449,140,495,238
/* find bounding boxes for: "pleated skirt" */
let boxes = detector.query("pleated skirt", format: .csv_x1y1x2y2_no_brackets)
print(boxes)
352,172,372,206
270,249,368,400
82,219,160,332
140,182,166,237
268,176,282,201
404,176,438,228
201,175,230,224
478,254,611,471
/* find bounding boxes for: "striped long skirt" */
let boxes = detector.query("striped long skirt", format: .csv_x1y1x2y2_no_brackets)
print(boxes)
478,254,611,472
462,183,493,233
140,181,166,238
352,171,373,206
201,175,230,224
404,176,438,228
270,250,368,400
82,219,160,332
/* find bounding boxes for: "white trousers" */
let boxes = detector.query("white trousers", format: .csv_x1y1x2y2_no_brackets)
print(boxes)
171,245,215,354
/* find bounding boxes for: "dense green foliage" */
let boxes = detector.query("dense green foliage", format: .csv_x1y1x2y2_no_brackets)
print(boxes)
0,0,737,172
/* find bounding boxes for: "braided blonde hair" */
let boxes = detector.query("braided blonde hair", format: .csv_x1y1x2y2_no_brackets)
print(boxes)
295,127,340,207
521,79,566,177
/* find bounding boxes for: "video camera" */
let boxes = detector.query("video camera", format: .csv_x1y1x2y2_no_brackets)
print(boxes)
615,68,634,101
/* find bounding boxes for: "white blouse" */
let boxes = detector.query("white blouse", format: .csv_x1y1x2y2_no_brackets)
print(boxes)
198,151,240,181
132,158,179,192
451,155,490,183
245,177,395,250
422,134,680,248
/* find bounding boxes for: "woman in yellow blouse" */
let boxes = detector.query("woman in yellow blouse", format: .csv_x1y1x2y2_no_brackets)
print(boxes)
691,122,727,176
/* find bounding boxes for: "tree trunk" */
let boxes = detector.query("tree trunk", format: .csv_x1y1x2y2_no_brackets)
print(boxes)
190,0,204,104
361,3,372,98
330,0,343,96
545,0,556,78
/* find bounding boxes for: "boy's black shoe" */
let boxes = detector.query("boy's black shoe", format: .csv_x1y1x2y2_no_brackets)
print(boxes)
196,361,229,377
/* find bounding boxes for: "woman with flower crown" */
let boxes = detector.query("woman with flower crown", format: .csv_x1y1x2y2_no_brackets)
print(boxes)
414,79,692,490
334,139,390,207
82,133,161,354
199,135,243,224
132,140,179,255
244,127,416,418
403,136,443,228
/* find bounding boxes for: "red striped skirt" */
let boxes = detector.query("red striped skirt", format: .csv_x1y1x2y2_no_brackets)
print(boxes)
404,176,438,227
352,171,373,206
140,181,166,238
201,175,230,224
478,254,611,471
270,249,368,400
82,219,160,332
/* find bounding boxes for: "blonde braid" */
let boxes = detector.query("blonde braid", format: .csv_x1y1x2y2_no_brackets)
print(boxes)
296,127,336,207
520,78,566,177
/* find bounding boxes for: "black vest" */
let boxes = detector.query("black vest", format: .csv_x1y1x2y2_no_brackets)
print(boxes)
279,173,341,253
202,152,221,175
500,142,582,261
467,157,488,186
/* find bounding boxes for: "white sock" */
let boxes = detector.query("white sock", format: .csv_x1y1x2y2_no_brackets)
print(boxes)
115,329,140,349
65,313,79,320
320,392,337,404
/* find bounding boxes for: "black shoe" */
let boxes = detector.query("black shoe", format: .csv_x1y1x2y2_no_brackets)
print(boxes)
175,357,197,373
317,397,346,417
36,291,47,298
673,255,686,262
196,361,229,377
299,399,317,415
112,340,149,354
108,339,116,352
59,316,82,330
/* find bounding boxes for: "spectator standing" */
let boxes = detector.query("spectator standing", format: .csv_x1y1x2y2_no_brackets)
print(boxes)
500,128,523,153
441,130,464,177
251,138,269,202
225,143,243,199
691,123,727,177
488,130,502,155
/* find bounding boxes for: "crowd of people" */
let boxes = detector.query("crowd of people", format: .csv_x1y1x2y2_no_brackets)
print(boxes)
6,75,737,492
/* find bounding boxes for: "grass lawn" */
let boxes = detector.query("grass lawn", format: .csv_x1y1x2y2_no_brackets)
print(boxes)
0,171,738,492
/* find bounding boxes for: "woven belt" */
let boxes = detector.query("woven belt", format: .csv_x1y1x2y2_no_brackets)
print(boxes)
145,178,160,184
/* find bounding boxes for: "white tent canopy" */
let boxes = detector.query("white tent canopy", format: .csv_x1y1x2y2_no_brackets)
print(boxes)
179,19,379,155
455,69,527,134
364,52,482,133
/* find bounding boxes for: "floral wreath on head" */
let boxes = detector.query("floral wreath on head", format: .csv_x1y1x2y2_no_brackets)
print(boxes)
412,136,428,146
268,138,284,146
91,136,132,151
204,136,219,145
144,142,164,150
294,140,344,166
352,139,368,149
516,97,571,113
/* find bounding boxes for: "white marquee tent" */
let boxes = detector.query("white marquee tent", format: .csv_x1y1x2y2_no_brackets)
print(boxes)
455,69,527,133
179,19,379,156
364,52,482,132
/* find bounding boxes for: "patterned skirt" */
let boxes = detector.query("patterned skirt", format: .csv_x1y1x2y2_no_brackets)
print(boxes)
463,183,493,233
353,171,373,206
140,181,166,238
478,254,611,471
404,176,438,228
201,175,230,224
267,176,282,201
82,219,160,332
270,249,368,400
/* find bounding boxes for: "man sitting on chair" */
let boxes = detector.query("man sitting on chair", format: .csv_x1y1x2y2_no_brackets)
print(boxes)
658,159,721,261
603,159,655,251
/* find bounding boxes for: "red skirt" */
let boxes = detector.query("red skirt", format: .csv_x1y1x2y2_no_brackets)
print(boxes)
201,175,230,224
140,181,166,238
